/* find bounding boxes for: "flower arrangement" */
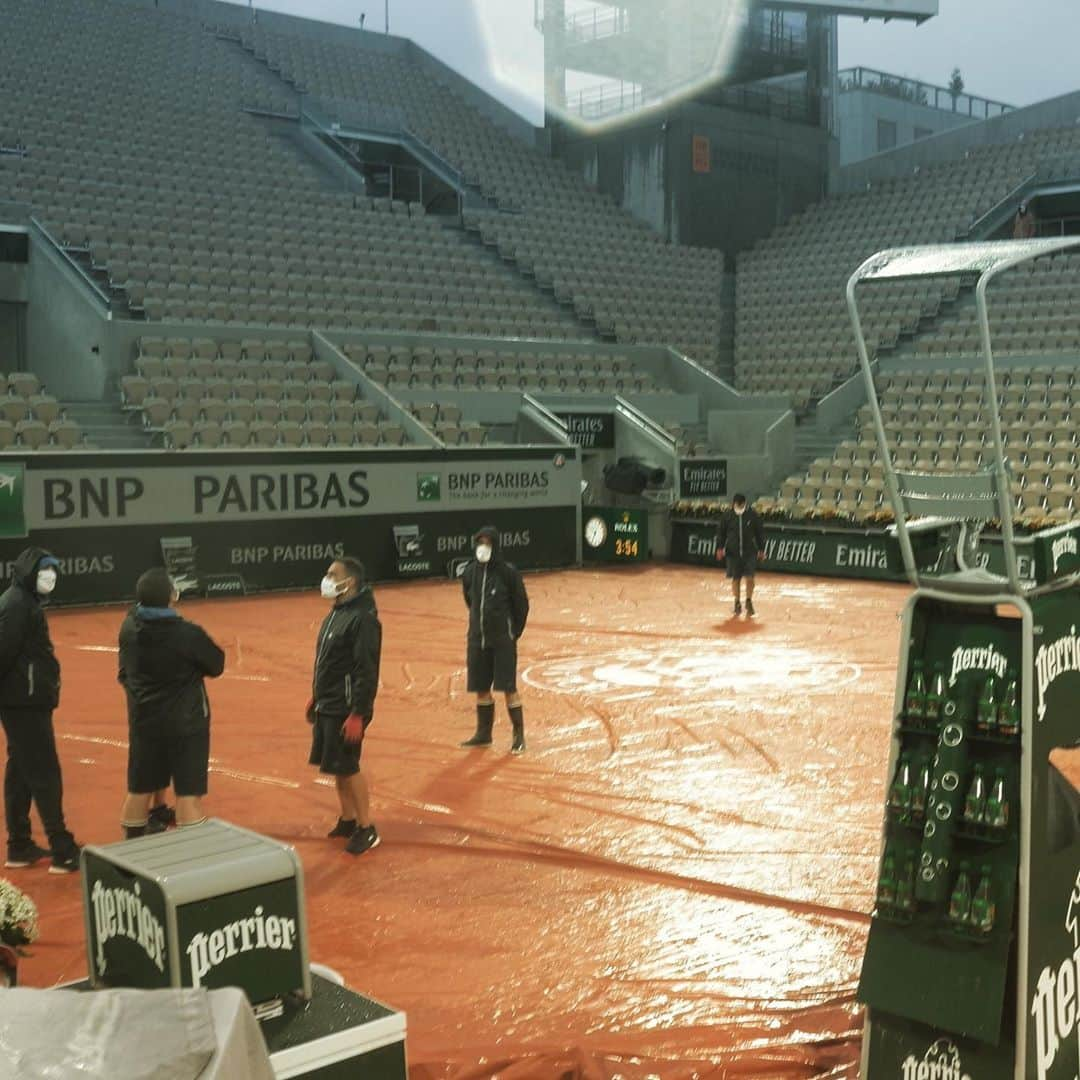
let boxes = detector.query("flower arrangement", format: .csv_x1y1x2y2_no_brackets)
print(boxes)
0,877,38,949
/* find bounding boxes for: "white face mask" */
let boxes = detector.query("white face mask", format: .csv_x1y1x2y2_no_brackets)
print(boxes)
475,544,492,564
320,575,346,600
36,568,57,595
734,506,746,517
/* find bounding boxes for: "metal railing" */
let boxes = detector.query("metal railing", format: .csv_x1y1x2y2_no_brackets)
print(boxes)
839,67,1014,121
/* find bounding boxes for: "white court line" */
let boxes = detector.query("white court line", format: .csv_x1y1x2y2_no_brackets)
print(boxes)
71,643,269,681
59,734,300,790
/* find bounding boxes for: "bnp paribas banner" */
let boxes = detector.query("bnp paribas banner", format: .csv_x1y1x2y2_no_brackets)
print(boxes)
0,449,580,604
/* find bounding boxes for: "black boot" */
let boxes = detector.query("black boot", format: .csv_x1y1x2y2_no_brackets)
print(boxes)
460,701,495,748
509,705,526,755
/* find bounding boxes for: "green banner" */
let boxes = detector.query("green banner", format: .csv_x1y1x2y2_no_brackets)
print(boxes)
0,461,27,539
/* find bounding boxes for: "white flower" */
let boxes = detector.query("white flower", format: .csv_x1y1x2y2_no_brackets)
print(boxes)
0,877,38,946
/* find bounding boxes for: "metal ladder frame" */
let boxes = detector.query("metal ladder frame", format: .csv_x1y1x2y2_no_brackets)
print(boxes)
846,236,1080,595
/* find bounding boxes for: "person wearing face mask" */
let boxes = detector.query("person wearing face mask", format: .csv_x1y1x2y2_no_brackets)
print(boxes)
307,556,382,856
459,526,530,753
715,494,766,617
117,568,225,839
0,547,80,873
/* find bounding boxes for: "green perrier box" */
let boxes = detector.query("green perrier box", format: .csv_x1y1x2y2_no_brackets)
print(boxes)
81,819,312,1005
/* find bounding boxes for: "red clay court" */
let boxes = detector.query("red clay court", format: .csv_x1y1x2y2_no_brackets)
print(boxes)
14,565,909,1078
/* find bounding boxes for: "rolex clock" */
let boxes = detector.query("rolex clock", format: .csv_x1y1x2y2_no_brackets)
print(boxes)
584,514,608,550
583,508,647,563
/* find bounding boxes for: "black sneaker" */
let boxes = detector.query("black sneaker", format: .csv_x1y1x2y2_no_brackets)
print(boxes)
147,804,176,833
746,599,755,617
49,845,82,875
327,817,357,839
734,600,742,616
345,825,381,856
5,842,50,869
511,732,527,755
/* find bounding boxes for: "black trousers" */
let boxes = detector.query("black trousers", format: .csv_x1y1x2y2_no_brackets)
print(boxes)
0,707,71,851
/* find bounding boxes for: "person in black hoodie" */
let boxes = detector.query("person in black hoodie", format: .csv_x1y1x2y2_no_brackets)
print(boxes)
117,567,225,837
459,525,530,754
715,493,766,617
0,546,80,873
308,556,382,857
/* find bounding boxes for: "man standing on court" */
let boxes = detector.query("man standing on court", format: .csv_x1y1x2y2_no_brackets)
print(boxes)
308,557,382,856
117,568,225,838
459,525,529,754
0,547,80,873
716,494,766,617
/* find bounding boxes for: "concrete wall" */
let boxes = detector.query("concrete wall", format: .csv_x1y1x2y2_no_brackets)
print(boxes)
836,90,1080,194
25,232,113,400
837,89,977,166
556,100,833,253
706,407,795,498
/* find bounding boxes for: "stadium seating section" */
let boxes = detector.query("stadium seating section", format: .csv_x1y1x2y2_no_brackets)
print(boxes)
765,364,1080,525
736,128,1080,411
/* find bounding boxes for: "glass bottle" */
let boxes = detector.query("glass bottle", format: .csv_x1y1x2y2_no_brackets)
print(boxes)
963,765,987,825
911,756,932,819
948,862,973,925
904,660,927,725
925,662,947,727
971,866,996,934
877,849,898,908
976,676,999,735
896,856,916,913
997,674,1020,738
986,769,1009,830
888,755,912,814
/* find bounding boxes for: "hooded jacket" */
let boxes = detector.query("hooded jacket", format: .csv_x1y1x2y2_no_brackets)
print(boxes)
716,506,766,559
312,584,381,720
118,605,225,736
461,527,529,648
0,547,62,709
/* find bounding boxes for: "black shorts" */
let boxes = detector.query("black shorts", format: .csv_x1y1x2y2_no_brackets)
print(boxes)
467,640,518,694
309,711,361,776
128,730,209,797
726,553,757,580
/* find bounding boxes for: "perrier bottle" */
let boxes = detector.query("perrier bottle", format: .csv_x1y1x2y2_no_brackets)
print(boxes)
963,765,987,826
986,768,1009,830
904,659,927,726
896,855,916,913
924,662,947,728
997,673,1020,738
948,861,973,925
976,676,999,735
971,866,996,935
877,849,898,909
888,755,913,814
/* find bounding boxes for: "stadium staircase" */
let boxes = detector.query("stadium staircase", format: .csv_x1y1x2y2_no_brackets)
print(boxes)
62,400,152,451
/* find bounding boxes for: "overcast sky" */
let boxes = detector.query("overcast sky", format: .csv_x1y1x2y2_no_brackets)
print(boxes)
226,0,1080,122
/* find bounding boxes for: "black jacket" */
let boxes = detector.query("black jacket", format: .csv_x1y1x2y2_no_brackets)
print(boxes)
0,547,62,709
716,507,766,558
312,586,381,720
118,606,225,736
462,538,529,648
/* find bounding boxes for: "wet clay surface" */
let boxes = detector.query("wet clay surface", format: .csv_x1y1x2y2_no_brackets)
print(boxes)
12,566,910,1077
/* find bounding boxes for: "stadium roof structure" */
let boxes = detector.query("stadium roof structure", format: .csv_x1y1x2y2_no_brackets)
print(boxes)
847,236,1080,595
764,0,936,22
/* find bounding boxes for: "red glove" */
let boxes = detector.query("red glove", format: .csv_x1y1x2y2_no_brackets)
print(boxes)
305,699,316,724
715,547,725,560
341,714,366,745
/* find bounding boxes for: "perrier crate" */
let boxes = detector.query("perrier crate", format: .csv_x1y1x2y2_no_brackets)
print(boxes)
81,819,311,1005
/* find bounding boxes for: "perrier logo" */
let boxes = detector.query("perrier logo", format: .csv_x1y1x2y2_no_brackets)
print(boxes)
0,464,26,539
416,472,441,502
